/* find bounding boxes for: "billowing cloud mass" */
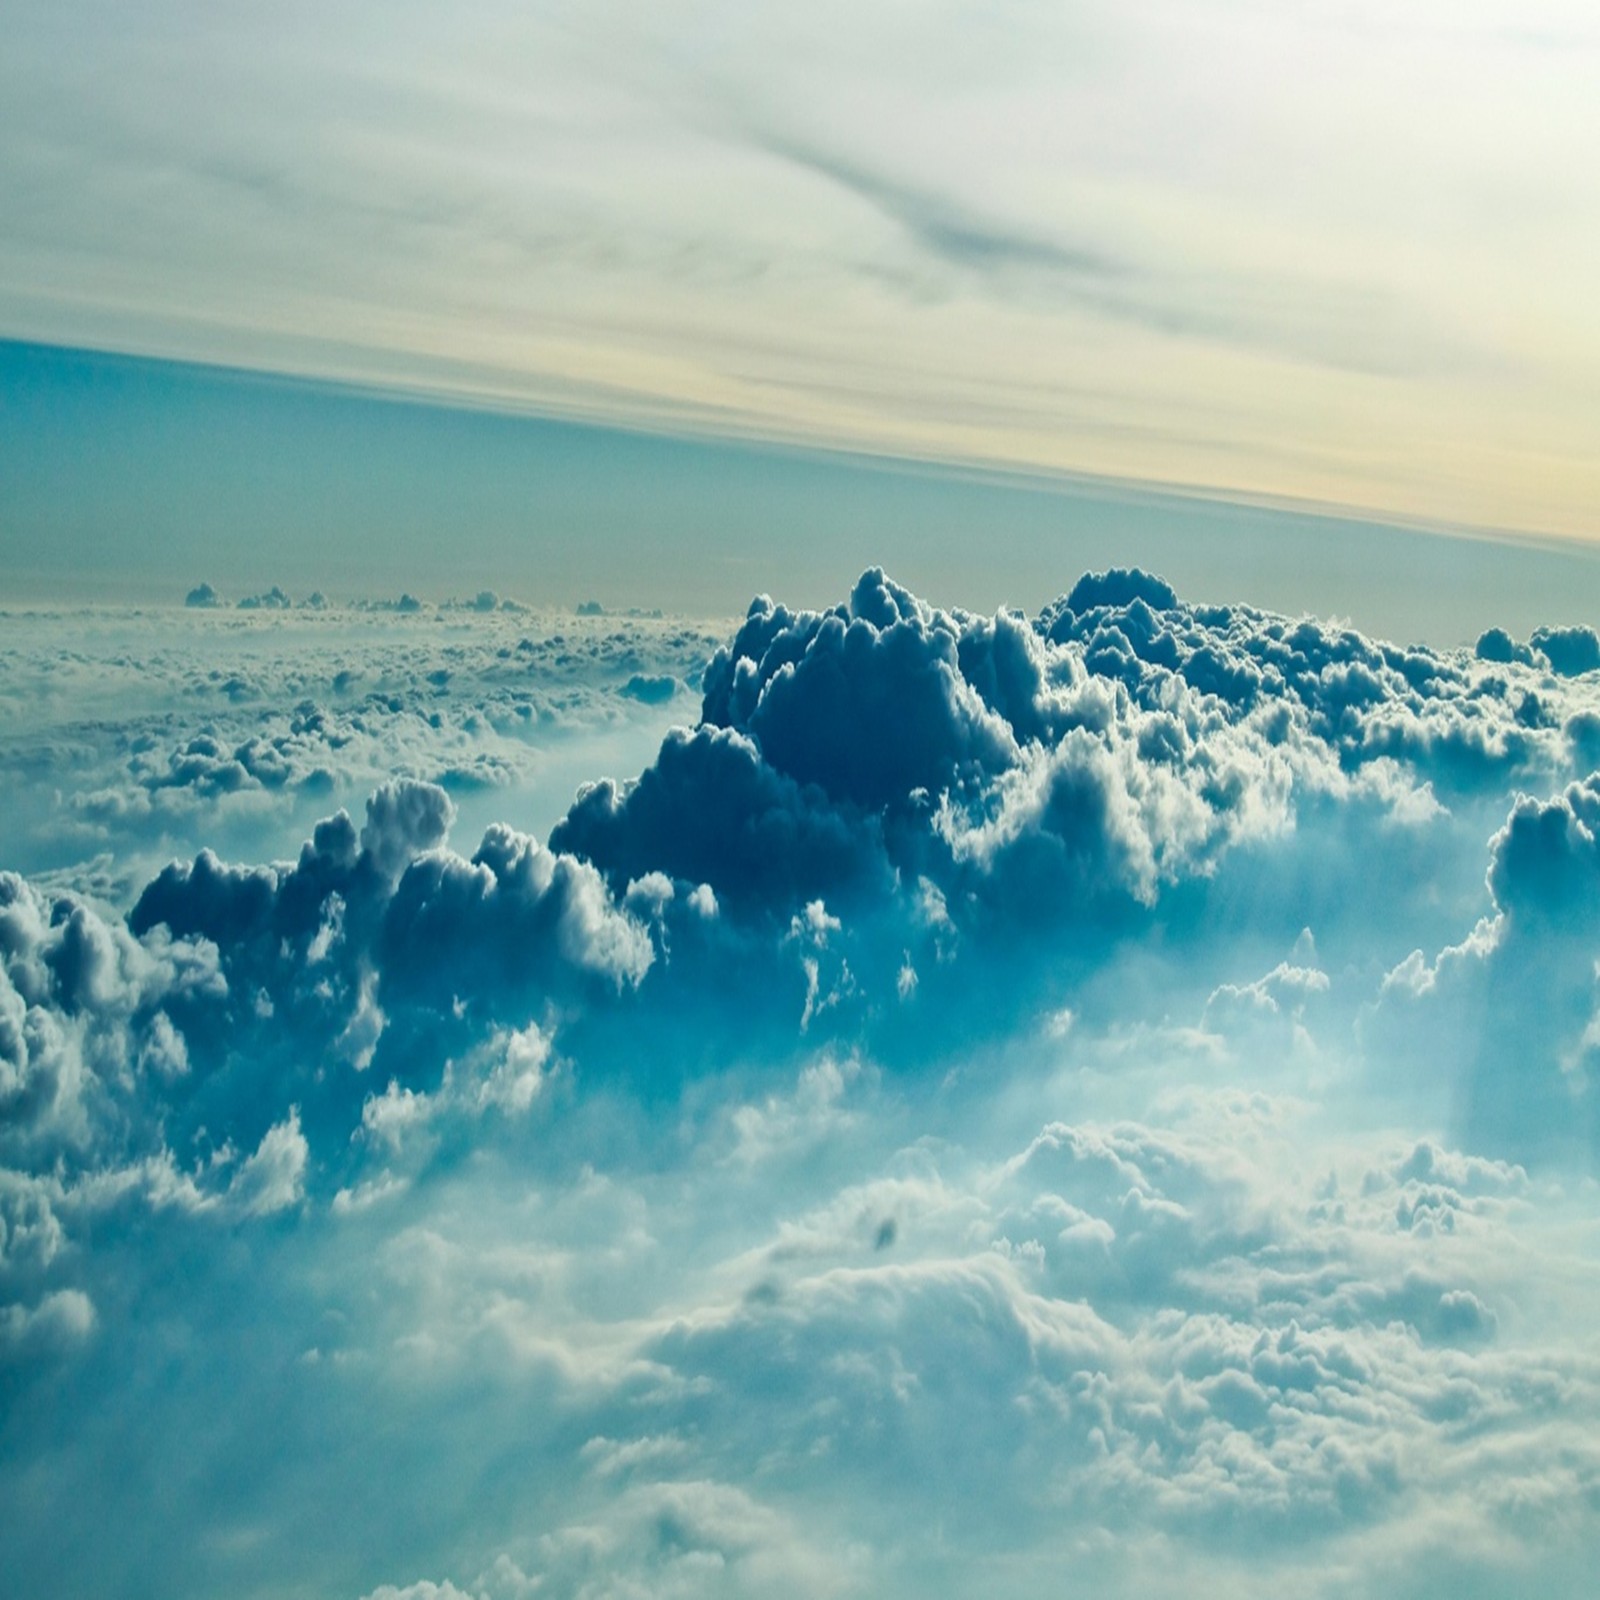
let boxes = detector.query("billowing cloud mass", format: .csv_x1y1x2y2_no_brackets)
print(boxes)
3,573,1600,1598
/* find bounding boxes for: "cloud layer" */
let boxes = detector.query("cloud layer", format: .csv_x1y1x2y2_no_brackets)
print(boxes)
4,570,1600,1597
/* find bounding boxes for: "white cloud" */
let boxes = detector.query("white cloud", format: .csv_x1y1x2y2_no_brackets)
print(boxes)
227,1107,308,1217
0,1287,95,1362
1,570,1600,1597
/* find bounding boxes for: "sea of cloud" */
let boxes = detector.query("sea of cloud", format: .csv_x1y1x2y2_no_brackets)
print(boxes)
3,571,1599,1598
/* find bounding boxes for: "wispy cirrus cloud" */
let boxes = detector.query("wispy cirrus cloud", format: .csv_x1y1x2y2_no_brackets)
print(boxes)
4,1,1599,536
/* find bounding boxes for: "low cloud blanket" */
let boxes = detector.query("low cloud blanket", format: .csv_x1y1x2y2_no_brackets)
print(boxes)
3,572,1599,1599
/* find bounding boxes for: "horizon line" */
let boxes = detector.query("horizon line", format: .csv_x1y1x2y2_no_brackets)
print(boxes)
9,330,1597,571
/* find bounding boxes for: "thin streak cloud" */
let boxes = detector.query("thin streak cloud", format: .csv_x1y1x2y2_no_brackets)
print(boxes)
759,134,1125,283
754,125,1479,383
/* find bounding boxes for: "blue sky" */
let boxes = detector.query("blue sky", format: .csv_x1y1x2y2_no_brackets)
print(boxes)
5,7,1600,1599
8,337,1600,646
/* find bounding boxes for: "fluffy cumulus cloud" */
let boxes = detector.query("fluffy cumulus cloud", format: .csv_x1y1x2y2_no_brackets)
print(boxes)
3,571,1600,1598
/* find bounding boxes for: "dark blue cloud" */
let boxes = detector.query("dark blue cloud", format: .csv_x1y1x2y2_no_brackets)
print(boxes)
552,725,890,914
701,568,1015,808
1532,624,1600,677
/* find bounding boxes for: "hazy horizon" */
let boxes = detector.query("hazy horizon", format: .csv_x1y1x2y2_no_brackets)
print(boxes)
9,337,1600,651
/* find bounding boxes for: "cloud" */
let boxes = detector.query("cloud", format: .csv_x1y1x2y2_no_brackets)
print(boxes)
238,585,293,611
9,564,1596,1184
227,1106,308,1216
360,779,457,884
336,1083,1600,1600
1531,625,1600,678
5,567,1600,1597
0,1286,95,1363
553,724,892,914
557,565,1573,1008
0,598,726,902
738,124,1474,382
759,131,1121,284
620,672,682,705
0,867,224,1163
1372,774,1600,1158
703,569,1017,806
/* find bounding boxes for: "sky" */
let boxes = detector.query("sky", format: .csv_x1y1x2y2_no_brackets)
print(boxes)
3,0,1600,567
9,337,1600,648
6,6,1600,1600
